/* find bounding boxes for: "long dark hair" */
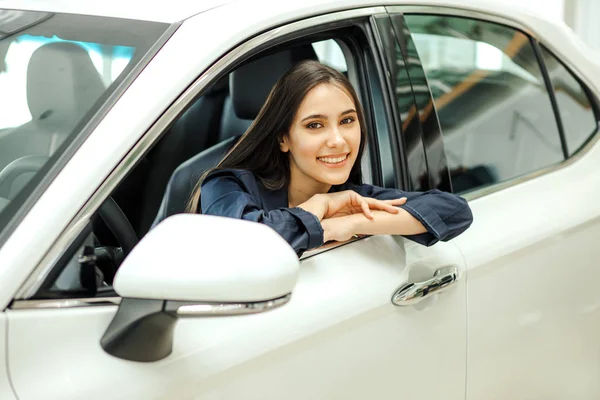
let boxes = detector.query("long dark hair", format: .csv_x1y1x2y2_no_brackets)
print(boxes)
187,60,368,213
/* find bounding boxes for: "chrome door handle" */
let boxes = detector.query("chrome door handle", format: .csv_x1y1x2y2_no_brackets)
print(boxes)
392,266,459,306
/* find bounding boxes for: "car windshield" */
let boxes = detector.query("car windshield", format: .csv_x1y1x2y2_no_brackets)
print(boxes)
0,10,169,234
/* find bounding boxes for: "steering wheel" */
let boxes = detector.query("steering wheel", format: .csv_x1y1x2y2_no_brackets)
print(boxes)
0,154,138,254
98,197,138,256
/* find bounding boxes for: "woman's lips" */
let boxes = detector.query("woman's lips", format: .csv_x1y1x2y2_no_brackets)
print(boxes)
317,153,349,168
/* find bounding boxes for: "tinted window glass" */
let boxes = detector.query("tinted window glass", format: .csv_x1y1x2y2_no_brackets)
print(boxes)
540,46,598,155
405,15,564,193
374,16,429,191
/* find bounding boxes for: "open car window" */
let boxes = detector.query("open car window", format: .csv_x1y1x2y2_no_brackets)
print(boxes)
32,32,372,298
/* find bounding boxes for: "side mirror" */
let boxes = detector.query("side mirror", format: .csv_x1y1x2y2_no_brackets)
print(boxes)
100,214,299,362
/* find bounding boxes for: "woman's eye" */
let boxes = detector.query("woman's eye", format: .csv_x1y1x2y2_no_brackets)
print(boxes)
341,117,355,125
306,122,323,129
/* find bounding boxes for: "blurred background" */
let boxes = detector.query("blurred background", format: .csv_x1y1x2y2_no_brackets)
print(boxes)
502,0,600,50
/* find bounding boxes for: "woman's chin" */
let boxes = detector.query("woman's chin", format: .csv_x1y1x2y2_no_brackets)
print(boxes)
318,170,352,186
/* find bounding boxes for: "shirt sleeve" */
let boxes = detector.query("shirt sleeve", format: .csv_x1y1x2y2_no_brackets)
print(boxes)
200,173,323,257
354,184,473,246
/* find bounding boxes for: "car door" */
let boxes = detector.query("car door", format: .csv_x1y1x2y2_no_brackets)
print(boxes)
390,6,600,398
3,6,468,400
0,313,16,400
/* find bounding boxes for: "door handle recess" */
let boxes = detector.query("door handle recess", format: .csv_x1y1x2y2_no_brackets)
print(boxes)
392,266,458,306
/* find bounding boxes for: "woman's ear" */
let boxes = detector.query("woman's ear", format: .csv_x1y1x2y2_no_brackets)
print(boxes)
279,135,289,153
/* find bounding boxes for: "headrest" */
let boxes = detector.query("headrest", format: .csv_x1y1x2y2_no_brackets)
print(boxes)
26,42,105,130
230,45,318,120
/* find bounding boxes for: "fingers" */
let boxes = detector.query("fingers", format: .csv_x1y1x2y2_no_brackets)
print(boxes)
359,197,374,219
384,198,407,206
347,192,374,219
328,192,407,219
365,197,406,214
378,200,401,214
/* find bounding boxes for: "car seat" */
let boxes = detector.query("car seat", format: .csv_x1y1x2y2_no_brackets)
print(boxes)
151,45,318,228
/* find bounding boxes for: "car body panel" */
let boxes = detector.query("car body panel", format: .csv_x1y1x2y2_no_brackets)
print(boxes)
0,0,234,23
0,314,16,400
451,137,600,398
0,1,599,399
7,237,467,399
0,4,596,309
395,6,600,396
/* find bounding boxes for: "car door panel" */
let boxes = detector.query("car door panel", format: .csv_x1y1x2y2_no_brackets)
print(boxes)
0,313,16,400
453,147,600,398
395,9,600,397
7,236,467,400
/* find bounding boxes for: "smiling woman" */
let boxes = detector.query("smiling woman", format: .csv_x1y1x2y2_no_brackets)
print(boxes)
189,60,474,256
281,83,362,204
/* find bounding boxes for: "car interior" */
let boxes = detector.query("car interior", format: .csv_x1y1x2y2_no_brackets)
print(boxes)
0,13,162,221
33,31,369,298
0,41,107,206
115,39,350,238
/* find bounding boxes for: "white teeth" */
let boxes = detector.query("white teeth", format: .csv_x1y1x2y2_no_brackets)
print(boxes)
318,155,347,164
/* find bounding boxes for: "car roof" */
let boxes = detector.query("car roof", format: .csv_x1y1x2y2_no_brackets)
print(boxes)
0,0,565,25
0,0,236,23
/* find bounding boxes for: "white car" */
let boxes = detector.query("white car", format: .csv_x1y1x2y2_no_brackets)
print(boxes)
0,1,599,399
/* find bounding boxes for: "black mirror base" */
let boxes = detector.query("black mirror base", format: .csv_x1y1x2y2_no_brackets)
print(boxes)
100,298,178,362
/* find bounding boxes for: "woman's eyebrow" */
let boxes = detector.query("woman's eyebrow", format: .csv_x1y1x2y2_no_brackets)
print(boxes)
300,109,357,122
301,114,327,122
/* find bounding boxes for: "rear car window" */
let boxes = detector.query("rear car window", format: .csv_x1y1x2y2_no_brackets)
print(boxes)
405,14,565,193
539,45,599,156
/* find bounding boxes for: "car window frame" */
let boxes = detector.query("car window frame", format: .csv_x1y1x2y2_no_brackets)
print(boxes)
536,42,600,156
387,5,600,200
373,13,451,193
13,7,404,304
369,14,420,191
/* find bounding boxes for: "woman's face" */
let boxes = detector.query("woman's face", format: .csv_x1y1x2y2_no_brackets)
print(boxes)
281,82,361,188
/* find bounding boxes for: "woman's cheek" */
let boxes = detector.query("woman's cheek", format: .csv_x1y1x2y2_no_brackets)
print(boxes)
297,137,322,163
348,126,361,149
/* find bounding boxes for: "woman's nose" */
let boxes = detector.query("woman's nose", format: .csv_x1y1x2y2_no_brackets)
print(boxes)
326,126,345,148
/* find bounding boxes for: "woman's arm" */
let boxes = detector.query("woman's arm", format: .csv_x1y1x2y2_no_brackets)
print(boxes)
328,184,473,246
321,209,426,242
201,172,324,256
297,190,406,220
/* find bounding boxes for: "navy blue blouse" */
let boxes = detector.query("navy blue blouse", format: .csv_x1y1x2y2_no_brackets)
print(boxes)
200,169,473,256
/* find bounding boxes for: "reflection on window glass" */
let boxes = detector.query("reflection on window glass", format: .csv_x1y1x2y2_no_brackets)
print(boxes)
0,35,134,129
540,46,598,155
405,15,564,193
0,9,168,233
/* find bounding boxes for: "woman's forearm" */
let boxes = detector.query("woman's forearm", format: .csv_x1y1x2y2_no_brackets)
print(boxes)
321,209,427,242
350,209,427,236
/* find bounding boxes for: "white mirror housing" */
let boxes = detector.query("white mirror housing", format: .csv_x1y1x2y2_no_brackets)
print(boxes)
102,214,299,362
113,214,300,303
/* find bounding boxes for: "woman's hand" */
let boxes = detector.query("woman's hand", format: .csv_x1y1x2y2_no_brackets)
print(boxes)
298,191,406,220
324,191,407,219
320,217,357,243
